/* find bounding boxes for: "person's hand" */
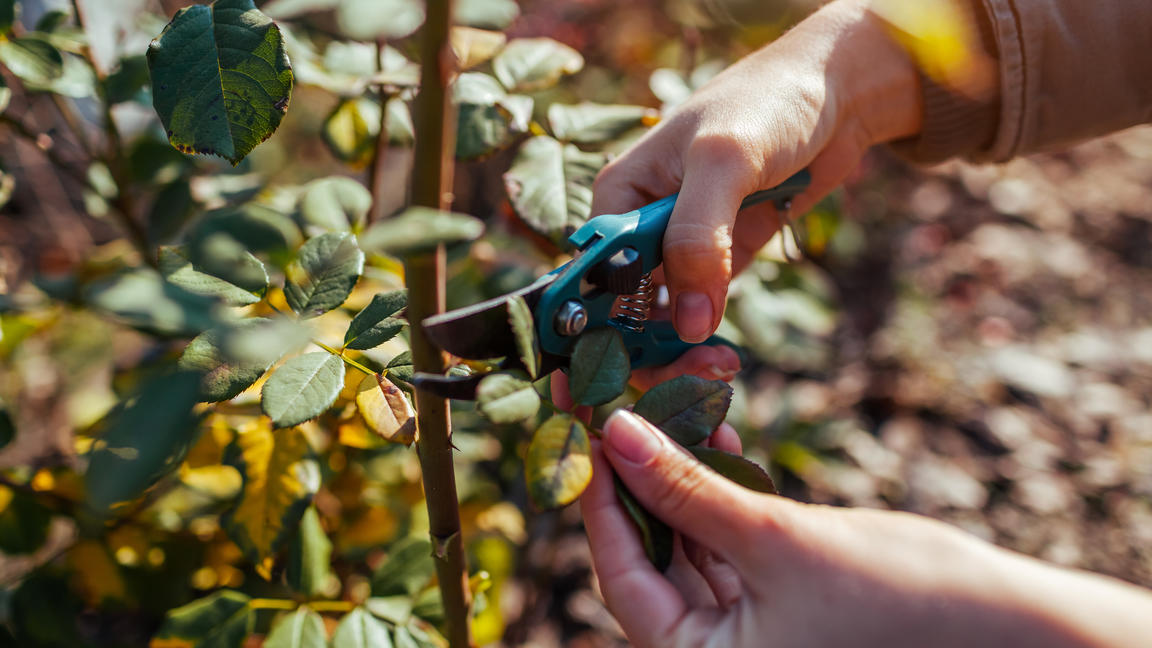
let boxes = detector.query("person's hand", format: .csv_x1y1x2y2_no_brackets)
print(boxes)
580,409,1152,648
592,0,922,345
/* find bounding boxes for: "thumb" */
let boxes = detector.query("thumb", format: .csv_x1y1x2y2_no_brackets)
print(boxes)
663,142,755,343
601,409,793,570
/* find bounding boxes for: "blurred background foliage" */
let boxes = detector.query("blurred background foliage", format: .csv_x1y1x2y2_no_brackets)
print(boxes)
0,0,1151,646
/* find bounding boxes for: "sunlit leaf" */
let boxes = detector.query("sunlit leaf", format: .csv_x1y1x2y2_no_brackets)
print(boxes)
477,372,539,423
687,446,777,494
22,51,95,97
547,102,654,144
492,38,583,92
332,607,393,648
0,75,9,115
219,317,310,368
150,590,253,648
299,176,372,233
615,476,672,571
160,245,268,306
287,507,332,597
0,36,64,85
285,232,364,318
633,375,732,445
264,606,326,648
262,0,335,19
344,290,407,350
179,463,243,499
506,294,539,378
525,414,592,510
147,0,293,164
322,98,379,166
223,421,320,575
456,0,519,29
452,72,531,158
504,135,604,242
261,352,344,427
568,327,629,407
179,320,275,402
355,373,416,445
337,0,423,42
451,27,505,70
360,206,484,257
85,371,204,514
372,536,434,596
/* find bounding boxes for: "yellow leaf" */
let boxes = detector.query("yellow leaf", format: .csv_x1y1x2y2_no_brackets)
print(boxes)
452,27,507,70
355,374,416,445
524,415,592,510
69,540,127,605
222,419,320,578
872,0,994,99
180,464,243,500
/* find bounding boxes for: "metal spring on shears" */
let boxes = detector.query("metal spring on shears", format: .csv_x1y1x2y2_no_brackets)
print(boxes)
612,272,654,333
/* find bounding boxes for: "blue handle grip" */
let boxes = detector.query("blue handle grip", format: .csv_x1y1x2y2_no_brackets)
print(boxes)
536,169,811,369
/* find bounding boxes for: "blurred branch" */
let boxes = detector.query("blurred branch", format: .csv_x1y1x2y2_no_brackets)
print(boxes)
368,41,392,224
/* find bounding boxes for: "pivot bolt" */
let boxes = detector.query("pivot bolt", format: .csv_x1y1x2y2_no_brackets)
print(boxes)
554,300,588,337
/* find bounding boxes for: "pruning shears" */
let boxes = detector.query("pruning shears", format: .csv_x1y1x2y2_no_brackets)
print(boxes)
414,169,811,399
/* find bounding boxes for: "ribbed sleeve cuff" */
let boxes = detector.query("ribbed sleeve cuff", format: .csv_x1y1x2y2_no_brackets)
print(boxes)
889,0,1001,164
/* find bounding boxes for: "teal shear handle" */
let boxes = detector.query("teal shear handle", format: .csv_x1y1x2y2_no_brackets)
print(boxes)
535,169,811,369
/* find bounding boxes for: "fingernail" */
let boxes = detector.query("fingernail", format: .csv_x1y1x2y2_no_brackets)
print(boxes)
675,292,713,343
603,410,664,466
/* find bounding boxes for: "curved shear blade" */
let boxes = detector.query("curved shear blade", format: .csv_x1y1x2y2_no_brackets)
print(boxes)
422,273,556,360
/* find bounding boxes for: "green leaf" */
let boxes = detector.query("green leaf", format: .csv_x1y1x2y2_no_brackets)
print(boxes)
322,97,378,166
360,206,484,257
22,51,94,97
354,373,416,445
633,376,732,446
179,320,275,402
264,607,326,648
0,490,52,555
493,38,583,92
452,72,531,159
223,420,321,575
506,294,539,377
151,590,254,648
85,269,223,336
568,327,630,406
86,371,203,514
0,74,10,115
372,536,434,596
0,37,64,85
147,0,293,164
385,351,414,388
333,608,394,648
615,476,673,571
104,54,150,104
336,0,423,42
345,290,407,350
261,352,344,427
190,203,303,259
285,232,364,318
504,135,605,242
548,102,654,144
456,0,519,29
299,176,373,233
525,414,592,510
477,372,540,423
0,0,15,36
148,180,196,246
160,245,268,306
687,446,777,494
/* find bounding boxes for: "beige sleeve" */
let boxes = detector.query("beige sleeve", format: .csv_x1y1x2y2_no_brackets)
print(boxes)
900,0,1152,163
